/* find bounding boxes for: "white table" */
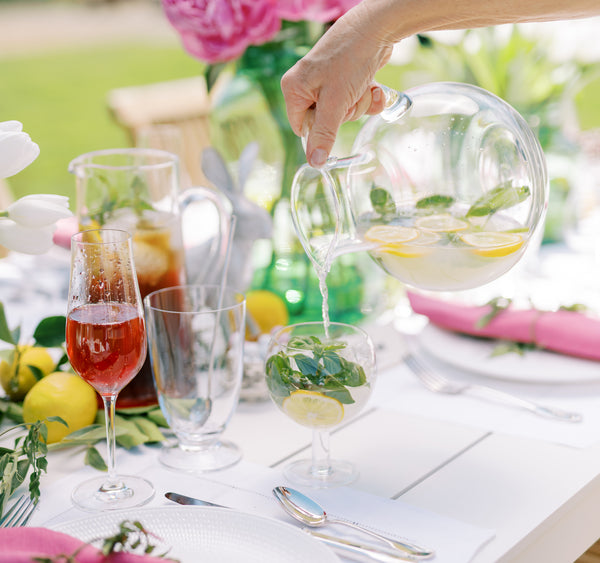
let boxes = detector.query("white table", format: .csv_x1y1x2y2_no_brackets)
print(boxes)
15,359,599,563
3,248,600,562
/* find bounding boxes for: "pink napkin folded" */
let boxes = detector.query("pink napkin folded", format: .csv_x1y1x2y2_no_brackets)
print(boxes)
0,527,169,563
407,291,600,362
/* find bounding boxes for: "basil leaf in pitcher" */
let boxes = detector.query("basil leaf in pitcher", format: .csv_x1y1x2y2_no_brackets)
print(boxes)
416,194,456,212
467,183,530,217
370,184,396,218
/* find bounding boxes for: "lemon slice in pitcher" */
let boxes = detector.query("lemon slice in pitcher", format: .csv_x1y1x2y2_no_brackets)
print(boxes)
461,232,524,257
414,214,469,232
283,390,344,429
364,225,419,251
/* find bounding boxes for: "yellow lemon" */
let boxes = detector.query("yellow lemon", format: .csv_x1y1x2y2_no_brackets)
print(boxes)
0,346,55,401
282,390,344,429
23,372,98,444
414,214,469,232
245,290,289,341
461,232,524,257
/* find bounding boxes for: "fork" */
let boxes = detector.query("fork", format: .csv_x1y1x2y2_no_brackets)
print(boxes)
404,353,583,423
0,495,37,528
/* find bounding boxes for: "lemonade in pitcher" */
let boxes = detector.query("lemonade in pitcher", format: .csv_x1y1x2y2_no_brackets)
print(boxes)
292,82,547,294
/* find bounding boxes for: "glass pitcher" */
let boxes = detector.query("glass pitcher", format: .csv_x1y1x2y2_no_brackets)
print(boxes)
69,148,231,408
292,82,548,292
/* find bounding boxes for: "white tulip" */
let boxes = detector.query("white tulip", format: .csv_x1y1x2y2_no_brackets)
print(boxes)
6,194,73,228
0,219,55,255
0,121,40,179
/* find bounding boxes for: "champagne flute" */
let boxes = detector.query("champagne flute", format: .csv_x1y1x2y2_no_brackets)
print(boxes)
265,322,376,487
66,229,154,510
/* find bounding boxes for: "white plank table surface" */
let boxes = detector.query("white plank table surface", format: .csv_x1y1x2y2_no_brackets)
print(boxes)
3,248,600,562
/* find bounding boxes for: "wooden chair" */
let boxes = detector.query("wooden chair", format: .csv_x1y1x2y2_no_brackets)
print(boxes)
107,76,213,187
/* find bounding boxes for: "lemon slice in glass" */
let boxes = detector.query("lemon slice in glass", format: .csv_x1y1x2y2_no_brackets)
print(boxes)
461,232,524,257
282,390,344,428
414,214,469,232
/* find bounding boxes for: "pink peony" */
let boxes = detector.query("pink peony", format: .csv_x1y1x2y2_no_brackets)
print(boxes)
161,0,282,63
276,0,361,22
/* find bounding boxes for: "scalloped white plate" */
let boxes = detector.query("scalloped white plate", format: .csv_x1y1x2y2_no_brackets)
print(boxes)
51,505,339,563
417,323,600,383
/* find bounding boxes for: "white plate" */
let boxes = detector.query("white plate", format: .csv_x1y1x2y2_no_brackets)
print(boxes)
417,324,600,384
51,506,340,563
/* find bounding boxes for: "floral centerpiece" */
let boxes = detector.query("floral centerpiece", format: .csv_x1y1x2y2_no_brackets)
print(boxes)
161,0,375,323
0,121,72,254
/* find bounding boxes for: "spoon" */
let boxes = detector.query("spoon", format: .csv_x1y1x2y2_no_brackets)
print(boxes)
272,486,434,559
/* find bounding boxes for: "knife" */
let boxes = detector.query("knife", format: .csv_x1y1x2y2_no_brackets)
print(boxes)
165,491,223,508
165,492,423,561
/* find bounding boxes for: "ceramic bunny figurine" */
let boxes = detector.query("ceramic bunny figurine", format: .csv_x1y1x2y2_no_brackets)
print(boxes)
199,142,273,290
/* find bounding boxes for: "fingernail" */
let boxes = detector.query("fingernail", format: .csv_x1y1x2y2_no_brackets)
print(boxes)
310,149,327,168
372,87,382,103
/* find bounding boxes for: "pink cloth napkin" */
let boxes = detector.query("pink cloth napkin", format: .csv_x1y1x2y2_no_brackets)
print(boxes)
407,291,600,362
0,527,169,563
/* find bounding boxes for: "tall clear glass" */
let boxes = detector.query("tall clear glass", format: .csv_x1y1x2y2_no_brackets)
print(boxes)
66,229,154,510
266,322,376,487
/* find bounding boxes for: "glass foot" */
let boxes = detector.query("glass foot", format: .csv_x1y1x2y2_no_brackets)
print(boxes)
283,459,359,488
72,475,154,511
159,440,242,472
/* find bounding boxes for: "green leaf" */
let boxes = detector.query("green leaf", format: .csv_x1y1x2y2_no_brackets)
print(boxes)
130,416,165,443
114,415,151,449
33,316,66,348
475,297,512,328
58,424,107,444
322,351,342,375
0,303,16,345
293,353,319,376
205,62,228,92
146,408,169,428
490,341,537,357
416,194,456,211
322,381,354,404
466,183,530,217
370,185,396,217
85,446,107,471
26,364,45,382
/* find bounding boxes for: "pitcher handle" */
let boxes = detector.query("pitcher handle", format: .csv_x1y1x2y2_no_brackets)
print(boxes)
178,187,231,284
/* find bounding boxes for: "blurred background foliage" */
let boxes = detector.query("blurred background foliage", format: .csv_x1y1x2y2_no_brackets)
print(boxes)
1,0,599,244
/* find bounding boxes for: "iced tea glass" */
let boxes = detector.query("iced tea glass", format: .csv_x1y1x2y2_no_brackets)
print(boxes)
69,148,231,408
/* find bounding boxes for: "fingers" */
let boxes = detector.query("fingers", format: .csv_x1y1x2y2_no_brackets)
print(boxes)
307,85,386,168
344,85,386,121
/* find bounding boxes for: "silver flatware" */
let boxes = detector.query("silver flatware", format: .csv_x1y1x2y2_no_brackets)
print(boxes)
405,352,582,423
272,486,434,559
0,495,36,528
165,491,223,508
165,491,425,561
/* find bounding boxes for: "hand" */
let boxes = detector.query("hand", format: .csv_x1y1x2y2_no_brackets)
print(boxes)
281,9,392,168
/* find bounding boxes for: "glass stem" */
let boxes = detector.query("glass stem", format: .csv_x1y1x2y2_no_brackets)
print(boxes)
102,394,122,490
311,429,333,479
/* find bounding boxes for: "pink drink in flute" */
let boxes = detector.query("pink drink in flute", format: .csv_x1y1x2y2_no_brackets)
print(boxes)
66,229,154,511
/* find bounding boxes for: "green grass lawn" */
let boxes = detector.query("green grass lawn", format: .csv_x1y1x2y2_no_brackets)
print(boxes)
1,42,203,200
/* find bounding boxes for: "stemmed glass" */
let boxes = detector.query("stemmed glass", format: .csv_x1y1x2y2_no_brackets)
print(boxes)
265,322,376,488
66,229,154,510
